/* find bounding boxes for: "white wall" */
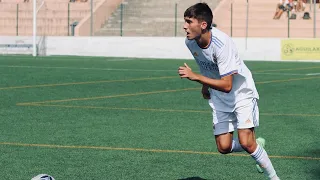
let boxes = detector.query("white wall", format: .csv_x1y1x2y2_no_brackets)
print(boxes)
45,37,283,61
46,37,193,59
233,38,282,61
0,36,35,55
0,36,297,61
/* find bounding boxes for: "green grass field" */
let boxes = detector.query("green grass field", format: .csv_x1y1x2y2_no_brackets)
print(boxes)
0,55,319,180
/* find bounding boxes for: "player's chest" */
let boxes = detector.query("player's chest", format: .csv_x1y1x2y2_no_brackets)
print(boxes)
192,46,217,61
192,48,219,71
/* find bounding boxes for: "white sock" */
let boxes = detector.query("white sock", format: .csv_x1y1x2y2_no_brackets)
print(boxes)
230,138,244,152
251,144,280,180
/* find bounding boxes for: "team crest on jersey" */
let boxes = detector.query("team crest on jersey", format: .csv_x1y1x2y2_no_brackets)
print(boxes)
193,52,198,57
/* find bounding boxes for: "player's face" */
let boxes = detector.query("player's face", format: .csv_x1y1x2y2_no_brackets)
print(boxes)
183,17,205,40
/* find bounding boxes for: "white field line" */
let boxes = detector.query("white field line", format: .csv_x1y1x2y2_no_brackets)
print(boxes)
306,73,320,76
0,65,318,76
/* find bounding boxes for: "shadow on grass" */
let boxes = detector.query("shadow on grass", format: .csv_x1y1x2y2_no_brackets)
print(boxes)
305,148,320,179
311,149,320,179
177,177,211,180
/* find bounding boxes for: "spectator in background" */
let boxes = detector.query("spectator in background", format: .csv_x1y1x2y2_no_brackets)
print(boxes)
70,0,88,2
292,0,298,12
273,0,289,19
296,0,306,12
287,0,294,11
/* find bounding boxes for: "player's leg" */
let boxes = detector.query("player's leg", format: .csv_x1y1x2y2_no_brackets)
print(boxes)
238,128,257,153
238,128,279,180
274,4,281,19
236,99,280,180
215,131,233,154
215,130,246,154
212,110,244,154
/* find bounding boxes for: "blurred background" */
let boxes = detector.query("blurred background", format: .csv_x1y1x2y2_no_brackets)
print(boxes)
0,0,318,38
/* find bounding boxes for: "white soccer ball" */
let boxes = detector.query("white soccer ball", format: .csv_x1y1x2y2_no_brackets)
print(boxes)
31,174,55,180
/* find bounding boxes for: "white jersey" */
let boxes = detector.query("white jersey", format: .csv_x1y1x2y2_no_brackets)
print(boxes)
185,27,259,112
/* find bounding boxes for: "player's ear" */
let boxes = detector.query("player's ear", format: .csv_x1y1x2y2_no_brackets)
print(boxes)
200,21,208,31
201,21,208,32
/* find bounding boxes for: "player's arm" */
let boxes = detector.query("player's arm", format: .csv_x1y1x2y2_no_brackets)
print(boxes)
198,73,233,93
178,63,233,93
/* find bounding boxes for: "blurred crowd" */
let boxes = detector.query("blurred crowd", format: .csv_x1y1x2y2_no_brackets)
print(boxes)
273,0,311,19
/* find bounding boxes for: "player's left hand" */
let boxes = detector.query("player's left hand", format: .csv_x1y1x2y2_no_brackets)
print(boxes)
202,84,210,99
178,63,199,81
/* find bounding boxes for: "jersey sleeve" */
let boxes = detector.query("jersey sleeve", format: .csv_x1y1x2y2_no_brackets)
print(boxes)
216,39,238,77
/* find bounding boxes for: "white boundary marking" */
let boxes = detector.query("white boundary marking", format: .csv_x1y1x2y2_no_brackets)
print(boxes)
306,73,320,76
253,72,303,76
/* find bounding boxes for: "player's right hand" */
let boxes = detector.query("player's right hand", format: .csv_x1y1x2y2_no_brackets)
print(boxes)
202,85,210,99
178,63,199,81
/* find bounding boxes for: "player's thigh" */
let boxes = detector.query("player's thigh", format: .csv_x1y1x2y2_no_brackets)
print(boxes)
212,109,237,136
235,98,259,130
212,110,237,152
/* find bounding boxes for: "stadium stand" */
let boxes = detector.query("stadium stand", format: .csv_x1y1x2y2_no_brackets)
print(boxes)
0,0,319,37
0,0,105,36
95,0,221,36
213,0,320,38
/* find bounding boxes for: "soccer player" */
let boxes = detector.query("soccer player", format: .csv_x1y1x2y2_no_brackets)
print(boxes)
178,3,280,180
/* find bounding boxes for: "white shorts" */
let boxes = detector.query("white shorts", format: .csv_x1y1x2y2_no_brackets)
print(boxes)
211,99,259,135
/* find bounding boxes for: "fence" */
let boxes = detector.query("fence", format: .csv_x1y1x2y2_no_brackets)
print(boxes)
217,0,319,38
0,0,319,38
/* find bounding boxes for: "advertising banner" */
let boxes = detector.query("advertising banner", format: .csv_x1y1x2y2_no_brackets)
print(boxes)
281,39,320,60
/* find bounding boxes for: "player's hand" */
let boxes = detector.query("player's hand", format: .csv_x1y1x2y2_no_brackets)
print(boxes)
202,85,210,99
178,63,199,81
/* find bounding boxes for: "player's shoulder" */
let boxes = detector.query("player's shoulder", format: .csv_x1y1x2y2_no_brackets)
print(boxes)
185,38,196,48
185,38,195,45
210,27,230,49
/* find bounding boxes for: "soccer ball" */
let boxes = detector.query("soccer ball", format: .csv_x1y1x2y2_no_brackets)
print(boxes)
31,174,55,180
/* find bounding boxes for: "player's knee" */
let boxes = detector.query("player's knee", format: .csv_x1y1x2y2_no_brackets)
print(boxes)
239,140,256,152
218,148,230,154
238,128,256,152
217,144,232,154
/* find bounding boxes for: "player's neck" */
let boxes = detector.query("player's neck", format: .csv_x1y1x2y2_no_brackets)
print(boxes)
196,30,211,49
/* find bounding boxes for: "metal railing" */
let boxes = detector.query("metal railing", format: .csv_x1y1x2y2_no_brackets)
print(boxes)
0,0,318,37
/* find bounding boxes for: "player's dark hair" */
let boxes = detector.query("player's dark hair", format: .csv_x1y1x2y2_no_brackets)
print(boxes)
184,3,213,30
